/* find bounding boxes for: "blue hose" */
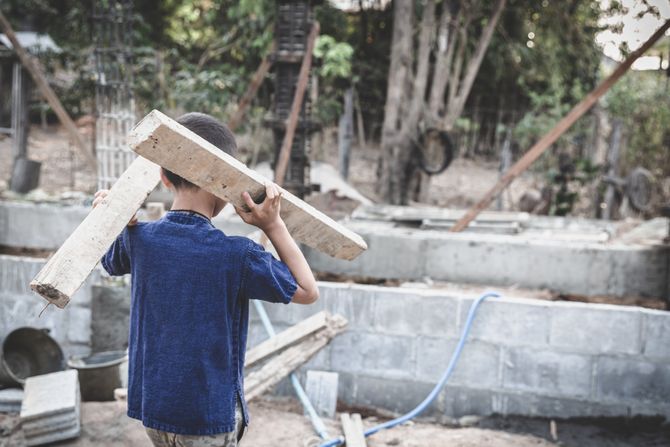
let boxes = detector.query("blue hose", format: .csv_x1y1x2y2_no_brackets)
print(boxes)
318,291,501,447
252,299,331,439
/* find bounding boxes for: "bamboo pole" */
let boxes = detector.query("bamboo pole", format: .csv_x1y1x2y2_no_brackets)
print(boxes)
450,19,670,232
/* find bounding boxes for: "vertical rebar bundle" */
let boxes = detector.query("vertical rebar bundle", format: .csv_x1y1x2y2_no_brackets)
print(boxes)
92,0,135,190
271,0,317,198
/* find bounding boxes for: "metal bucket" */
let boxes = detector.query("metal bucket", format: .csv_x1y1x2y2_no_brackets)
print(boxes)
0,327,66,387
67,350,127,401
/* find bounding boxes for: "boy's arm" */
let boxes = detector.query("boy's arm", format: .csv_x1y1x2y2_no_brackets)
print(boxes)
235,183,319,304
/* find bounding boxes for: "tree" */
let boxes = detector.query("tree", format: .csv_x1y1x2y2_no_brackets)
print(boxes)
378,0,507,204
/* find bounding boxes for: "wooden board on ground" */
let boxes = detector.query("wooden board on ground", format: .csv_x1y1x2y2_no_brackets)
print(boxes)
341,413,367,447
30,157,161,307
128,109,367,260
244,314,347,401
245,311,329,368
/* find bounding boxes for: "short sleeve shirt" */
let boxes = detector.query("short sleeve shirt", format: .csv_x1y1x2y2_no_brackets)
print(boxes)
101,210,297,435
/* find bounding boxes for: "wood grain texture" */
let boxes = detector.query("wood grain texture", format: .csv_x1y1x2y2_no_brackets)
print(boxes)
30,157,161,307
128,109,368,260
245,311,328,368
341,413,367,447
244,314,347,401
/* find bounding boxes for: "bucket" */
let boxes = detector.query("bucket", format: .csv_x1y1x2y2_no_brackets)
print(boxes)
67,350,128,401
0,327,66,387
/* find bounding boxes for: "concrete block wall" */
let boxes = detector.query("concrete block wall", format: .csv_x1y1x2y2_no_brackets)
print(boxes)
250,282,670,420
0,255,97,357
304,222,670,299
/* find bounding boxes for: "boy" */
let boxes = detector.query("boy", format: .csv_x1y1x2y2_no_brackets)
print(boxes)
93,112,319,447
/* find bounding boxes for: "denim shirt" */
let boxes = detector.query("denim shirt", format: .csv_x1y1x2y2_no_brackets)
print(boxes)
101,210,297,435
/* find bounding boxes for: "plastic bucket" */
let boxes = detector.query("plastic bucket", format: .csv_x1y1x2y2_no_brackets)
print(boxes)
67,350,128,401
0,327,66,386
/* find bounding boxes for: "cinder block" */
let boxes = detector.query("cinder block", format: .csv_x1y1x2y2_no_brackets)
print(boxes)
416,337,500,388
417,294,460,338
458,297,549,347
354,374,436,415
494,391,630,418
374,291,422,335
67,306,91,344
502,347,592,399
291,283,376,330
91,285,130,351
549,303,642,355
642,310,670,359
441,385,495,418
596,356,670,403
330,332,415,379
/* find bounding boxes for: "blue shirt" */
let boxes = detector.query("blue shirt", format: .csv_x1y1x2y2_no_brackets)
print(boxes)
100,209,297,435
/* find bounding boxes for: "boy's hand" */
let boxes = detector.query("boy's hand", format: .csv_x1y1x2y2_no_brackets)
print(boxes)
235,183,283,232
93,190,138,226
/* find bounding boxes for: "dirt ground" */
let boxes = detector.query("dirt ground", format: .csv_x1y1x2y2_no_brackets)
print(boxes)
0,124,538,212
1,396,667,447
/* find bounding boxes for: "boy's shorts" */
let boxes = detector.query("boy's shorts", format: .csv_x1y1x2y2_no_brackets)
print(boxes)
145,398,245,447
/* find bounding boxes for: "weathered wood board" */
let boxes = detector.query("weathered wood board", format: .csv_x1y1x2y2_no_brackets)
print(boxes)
128,109,367,260
30,157,161,307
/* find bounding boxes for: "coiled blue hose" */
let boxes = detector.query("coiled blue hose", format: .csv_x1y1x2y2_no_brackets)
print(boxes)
318,291,501,447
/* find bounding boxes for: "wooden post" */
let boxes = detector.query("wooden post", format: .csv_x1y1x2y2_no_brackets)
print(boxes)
228,43,275,131
450,19,670,232
274,22,320,186
128,110,367,260
0,11,97,171
30,157,161,307
602,121,622,220
338,87,354,180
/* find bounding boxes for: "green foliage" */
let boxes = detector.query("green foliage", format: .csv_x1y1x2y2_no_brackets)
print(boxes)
314,35,353,79
604,70,670,177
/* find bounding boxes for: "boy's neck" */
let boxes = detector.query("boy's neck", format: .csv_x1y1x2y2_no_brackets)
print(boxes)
171,190,215,219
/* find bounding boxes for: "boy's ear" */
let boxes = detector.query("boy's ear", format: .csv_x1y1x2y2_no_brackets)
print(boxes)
159,168,174,190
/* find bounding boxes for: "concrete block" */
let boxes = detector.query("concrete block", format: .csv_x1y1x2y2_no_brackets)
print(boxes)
291,283,376,330
494,392,630,418
642,310,670,359
25,422,80,446
330,332,415,379
417,294,460,338
20,370,80,421
91,285,130,351
373,290,423,335
549,303,642,355
354,374,436,415
302,346,332,371
304,370,338,418
458,297,549,347
67,306,92,344
596,356,670,404
416,337,500,388
502,347,592,399
440,385,495,418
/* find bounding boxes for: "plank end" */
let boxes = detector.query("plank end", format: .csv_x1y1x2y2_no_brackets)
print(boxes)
29,281,70,309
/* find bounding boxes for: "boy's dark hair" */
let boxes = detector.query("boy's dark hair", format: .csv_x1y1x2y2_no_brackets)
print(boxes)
162,112,237,190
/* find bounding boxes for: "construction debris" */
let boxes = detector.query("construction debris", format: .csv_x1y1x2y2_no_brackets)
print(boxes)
304,370,339,418
20,370,81,446
340,413,367,447
245,313,347,401
0,388,23,413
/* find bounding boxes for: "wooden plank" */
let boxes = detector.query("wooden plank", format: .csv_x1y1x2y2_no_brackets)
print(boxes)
274,21,319,185
245,311,329,368
449,19,670,233
128,109,367,260
0,12,97,171
341,413,367,447
244,314,347,401
30,157,161,307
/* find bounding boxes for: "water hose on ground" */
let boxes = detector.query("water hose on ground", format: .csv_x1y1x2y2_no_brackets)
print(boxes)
318,291,501,447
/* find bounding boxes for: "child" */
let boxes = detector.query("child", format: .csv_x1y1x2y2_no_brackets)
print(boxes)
93,112,319,447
